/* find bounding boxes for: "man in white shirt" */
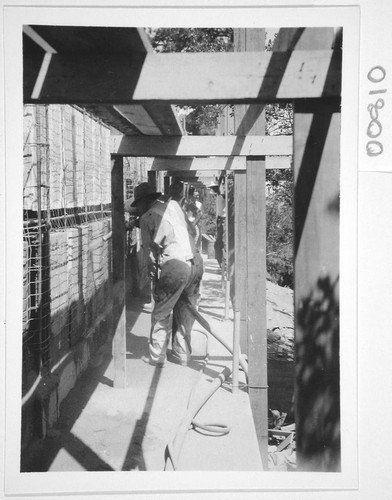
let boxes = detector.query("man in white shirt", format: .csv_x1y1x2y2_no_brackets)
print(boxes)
131,183,203,367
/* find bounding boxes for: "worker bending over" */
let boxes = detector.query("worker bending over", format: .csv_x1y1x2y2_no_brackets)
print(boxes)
131,182,204,367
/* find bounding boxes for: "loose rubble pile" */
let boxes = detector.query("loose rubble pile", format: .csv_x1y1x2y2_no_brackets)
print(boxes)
268,409,296,471
266,285,296,471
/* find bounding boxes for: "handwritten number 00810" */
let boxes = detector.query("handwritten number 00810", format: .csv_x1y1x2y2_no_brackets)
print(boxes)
366,66,386,157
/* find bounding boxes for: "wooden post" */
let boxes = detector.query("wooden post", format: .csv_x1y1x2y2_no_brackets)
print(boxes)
164,175,170,198
232,310,241,394
232,28,266,358
234,171,248,354
224,173,230,320
111,156,126,389
273,27,342,471
246,158,268,470
147,169,157,191
233,28,268,468
294,99,341,472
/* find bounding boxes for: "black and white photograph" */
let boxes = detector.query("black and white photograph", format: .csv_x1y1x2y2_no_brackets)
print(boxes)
1,0,391,498
19,23,342,475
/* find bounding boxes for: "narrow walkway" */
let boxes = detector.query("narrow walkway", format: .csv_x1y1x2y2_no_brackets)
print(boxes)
22,258,262,472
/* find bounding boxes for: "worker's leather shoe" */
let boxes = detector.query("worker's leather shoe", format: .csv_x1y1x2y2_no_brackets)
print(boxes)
141,355,164,368
168,352,189,367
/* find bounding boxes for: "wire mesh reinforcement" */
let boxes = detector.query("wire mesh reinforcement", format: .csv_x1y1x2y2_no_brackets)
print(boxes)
23,104,113,383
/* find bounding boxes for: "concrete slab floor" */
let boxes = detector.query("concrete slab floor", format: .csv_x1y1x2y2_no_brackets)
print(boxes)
22,258,263,472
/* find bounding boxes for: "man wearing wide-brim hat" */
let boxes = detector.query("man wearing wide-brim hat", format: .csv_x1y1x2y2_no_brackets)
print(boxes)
131,182,204,367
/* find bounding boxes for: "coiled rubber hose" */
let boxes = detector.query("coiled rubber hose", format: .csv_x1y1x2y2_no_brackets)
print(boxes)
164,299,248,470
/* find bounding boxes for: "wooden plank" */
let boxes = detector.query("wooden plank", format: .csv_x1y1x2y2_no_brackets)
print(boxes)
114,104,184,136
167,170,219,179
87,103,183,137
28,25,152,54
82,104,142,136
268,429,294,438
266,156,292,170
232,29,268,469
290,28,341,472
167,173,200,182
151,156,247,172
294,99,341,472
234,172,248,355
142,103,184,136
276,433,294,452
23,50,341,105
246,159,268,469
233,28,266,137
111,135,292,157
114,105,163,135
24,26,184,137
224,173,230,320
111,157,126,389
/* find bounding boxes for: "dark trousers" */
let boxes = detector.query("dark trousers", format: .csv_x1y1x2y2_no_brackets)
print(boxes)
149,254,203,363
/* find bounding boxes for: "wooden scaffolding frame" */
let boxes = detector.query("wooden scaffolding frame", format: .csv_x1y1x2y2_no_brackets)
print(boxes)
23,25,341,472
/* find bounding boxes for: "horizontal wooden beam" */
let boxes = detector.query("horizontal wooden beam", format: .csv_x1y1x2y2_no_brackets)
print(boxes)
152,156,291,171
166,170,218,179
142,103,184,136
82,104,142,135
24,26,184,137
113,104,163,135
266,156,292,169
24,50,341,105
111,135,292,157
113,103,185,136
152,156,246,171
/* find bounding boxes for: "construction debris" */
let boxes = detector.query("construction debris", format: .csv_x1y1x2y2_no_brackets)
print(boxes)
268,409,296,471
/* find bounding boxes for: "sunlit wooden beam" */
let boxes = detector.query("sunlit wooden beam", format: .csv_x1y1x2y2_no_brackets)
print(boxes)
24,50,341,105
111,135,292,157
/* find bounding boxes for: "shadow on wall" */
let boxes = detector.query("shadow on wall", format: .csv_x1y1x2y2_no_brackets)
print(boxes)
21,219,114,457
296,274,340,472
20,303,146,473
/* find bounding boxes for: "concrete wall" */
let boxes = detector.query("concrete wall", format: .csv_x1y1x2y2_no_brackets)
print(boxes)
22,104,114,452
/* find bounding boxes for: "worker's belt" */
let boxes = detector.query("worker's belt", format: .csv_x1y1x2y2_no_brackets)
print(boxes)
217,216,225,221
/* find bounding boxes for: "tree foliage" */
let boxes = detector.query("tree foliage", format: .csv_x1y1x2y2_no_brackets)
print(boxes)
265,101,293,287
266,190,293,288
149,28,233,53
148,28,233,135
199,192,217,237
147,27,294,287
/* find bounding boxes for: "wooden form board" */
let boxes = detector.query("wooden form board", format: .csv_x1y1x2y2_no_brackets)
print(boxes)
151,156,291,171
24,49,341,105
111,135,292,157
111,157,126,389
